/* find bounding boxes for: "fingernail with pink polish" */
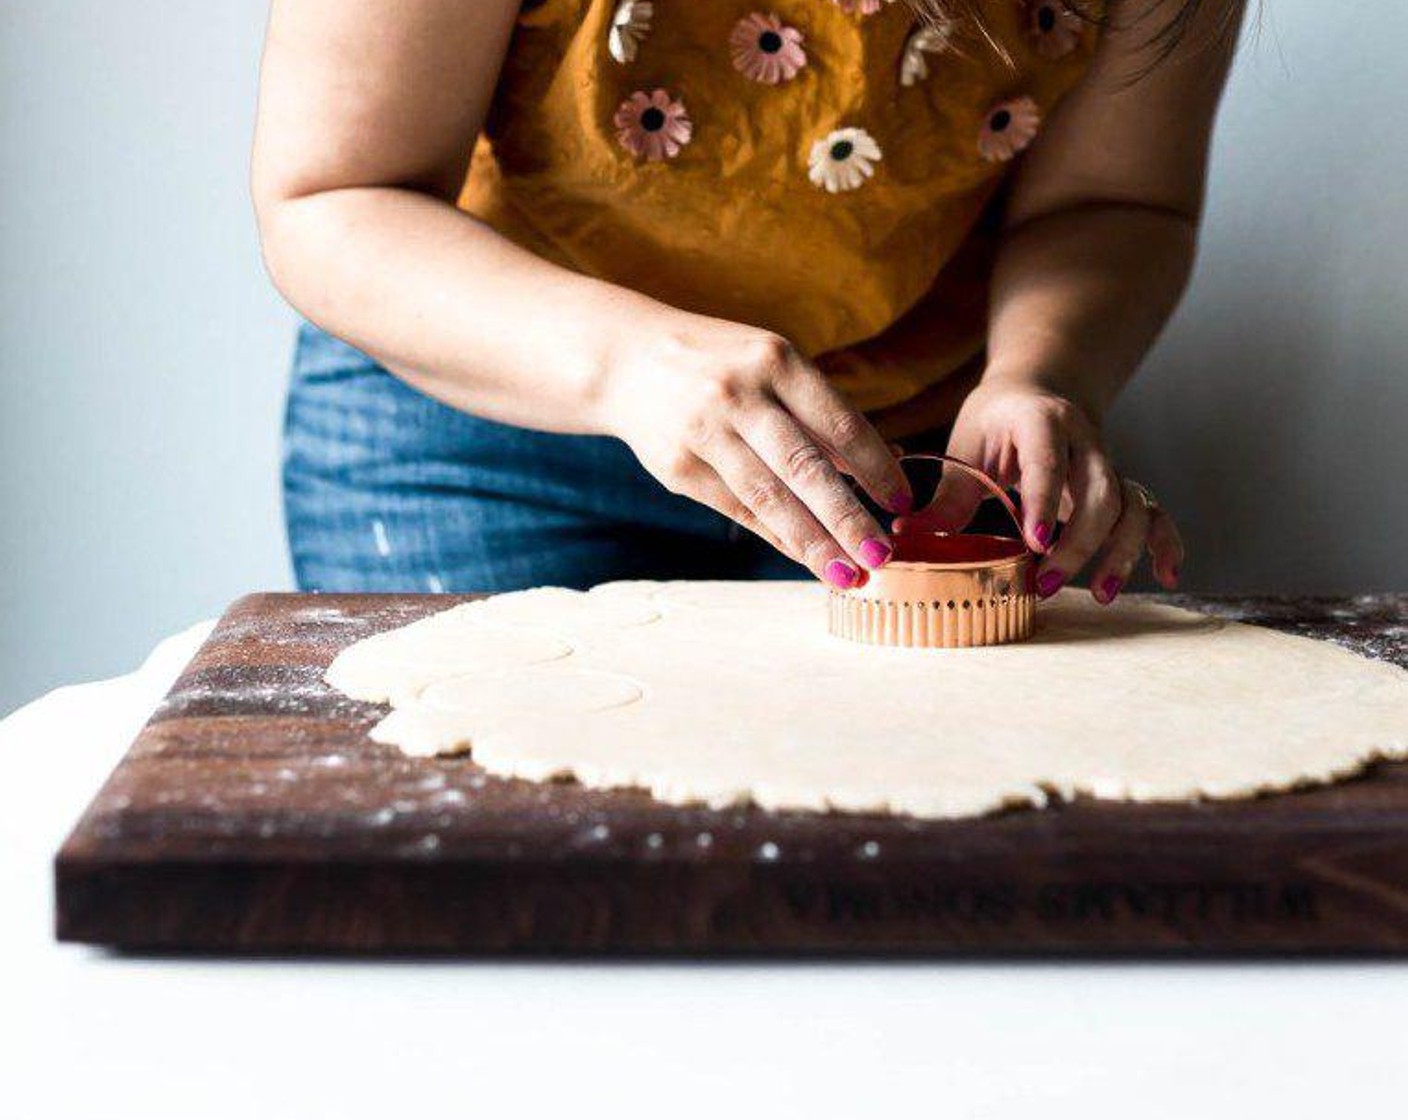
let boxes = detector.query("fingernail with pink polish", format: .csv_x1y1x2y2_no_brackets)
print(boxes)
858,537,892,569
1098,575,1123,604
824,559,861,590
1033,521,1053,550
1036,570,1065,599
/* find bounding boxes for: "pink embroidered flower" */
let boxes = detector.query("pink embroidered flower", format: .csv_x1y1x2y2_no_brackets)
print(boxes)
831,0,889,15
614,89,693,162
977,96,1040,162
730,13,807,84
1027,1,1083,60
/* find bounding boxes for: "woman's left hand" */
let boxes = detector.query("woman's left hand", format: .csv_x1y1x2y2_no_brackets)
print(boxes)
896,382,1184,604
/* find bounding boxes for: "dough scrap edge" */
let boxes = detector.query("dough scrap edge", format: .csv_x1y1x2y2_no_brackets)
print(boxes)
411,730,1408,822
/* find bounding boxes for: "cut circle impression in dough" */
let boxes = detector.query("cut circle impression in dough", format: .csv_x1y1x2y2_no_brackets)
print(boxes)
420,667,644,717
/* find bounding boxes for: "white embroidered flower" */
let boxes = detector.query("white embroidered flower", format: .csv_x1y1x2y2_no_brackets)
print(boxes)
899,17,956,87
808,127,883,193
608,0,652,64
831,0,895,14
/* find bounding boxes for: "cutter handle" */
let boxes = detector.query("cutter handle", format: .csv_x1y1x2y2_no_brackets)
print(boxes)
898,454,1025,540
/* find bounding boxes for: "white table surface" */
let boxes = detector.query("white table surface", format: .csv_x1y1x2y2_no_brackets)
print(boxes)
2,624,1405,1119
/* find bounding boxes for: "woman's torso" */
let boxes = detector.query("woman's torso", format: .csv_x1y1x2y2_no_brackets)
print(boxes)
461,0,1098,412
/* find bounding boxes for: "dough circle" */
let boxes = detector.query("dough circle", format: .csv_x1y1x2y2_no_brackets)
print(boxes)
324,608,572,705
420,667,643,716
325,582,1408,819
467,586,661,634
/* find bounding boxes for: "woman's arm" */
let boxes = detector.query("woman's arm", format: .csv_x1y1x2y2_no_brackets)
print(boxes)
915,0,1245,601
253,0,909,587
255,0,623,434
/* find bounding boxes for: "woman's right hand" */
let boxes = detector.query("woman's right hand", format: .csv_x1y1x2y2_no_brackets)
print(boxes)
599,310,912,588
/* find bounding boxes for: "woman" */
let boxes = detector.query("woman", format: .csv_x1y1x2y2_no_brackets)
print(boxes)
254,0,1239,600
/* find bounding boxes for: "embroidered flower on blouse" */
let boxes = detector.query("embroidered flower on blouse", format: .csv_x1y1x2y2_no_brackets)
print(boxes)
1027,1,1083,60
730,13,807,84
614,89,693,161
608,0,653,64
899,16,956,87
808,127,883,193
830,0,891,15
978,97,1040,162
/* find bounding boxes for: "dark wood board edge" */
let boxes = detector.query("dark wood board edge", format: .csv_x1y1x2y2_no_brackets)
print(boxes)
56,825,1408,954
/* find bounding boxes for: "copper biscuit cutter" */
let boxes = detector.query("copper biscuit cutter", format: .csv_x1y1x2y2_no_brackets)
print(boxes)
828,454,1036,649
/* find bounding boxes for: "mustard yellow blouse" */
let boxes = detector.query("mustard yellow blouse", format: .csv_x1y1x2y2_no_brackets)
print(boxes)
460,0,1096,412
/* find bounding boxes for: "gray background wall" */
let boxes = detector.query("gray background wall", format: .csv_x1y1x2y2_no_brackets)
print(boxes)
2,1,1404,714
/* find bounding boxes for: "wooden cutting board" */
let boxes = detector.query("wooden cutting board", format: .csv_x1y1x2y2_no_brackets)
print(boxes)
56,592,1408,954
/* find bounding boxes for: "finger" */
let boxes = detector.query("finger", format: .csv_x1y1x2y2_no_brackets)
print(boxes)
701,430,866,589
1087,480,1153,605
738,407,895,571
773,362,912,515
1147,507,1185,589
896,457,987,535
684,458,790,557
1014,414,1068,554
824,448,852,477
1036,444,1122,598
892,427,985,535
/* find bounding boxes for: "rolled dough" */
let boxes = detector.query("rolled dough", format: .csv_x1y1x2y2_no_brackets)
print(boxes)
325,582,1408,819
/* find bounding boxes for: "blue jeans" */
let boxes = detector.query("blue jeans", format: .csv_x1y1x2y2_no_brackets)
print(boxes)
283,323,805,592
